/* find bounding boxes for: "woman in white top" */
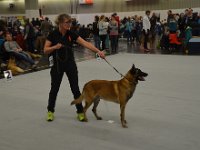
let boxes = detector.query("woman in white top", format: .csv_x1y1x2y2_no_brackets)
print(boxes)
98,15,108,51
142,10,151,51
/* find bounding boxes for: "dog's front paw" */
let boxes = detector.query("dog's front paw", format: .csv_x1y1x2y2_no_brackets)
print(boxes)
122,124,128,128
121,120,128,128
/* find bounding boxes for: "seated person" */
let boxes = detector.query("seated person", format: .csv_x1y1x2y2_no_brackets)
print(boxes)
4,33,38,69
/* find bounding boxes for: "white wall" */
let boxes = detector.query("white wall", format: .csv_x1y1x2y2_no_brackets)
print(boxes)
25,10,40,19
1,7,200,26
45,7,200,26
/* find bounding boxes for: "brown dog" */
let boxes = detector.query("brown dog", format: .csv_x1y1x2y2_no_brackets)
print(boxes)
7,57,24,75
71,64,148,128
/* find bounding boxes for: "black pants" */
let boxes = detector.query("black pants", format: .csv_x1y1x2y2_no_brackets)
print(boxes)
110,35,118,53
99,34,107,50
26,37,35,53
47,61,83,113
143,30,149,49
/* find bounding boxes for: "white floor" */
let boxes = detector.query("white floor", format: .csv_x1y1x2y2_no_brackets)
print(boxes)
0,53,200,150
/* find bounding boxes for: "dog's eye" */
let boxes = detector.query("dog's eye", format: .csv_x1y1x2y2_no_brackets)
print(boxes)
135,69,139,74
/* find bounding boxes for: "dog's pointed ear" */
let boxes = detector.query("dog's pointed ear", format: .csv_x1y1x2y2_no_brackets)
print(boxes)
130,64,136,74
132,64,135,69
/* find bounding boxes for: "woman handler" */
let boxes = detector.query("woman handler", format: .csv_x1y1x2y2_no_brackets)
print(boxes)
44,14,105,121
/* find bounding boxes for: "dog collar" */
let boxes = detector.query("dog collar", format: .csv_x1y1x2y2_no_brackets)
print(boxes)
124,77,138,85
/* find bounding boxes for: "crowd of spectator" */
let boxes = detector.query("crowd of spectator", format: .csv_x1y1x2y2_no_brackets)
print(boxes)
1,8,200,76
89,8,200,53
0,17,50,74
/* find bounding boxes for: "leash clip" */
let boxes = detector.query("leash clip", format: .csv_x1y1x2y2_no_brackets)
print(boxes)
96,53,102,61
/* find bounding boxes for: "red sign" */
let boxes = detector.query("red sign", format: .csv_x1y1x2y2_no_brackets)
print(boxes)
79,0,93,4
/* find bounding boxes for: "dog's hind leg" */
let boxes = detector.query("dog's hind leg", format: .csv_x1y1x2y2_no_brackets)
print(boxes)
83,96,93,122
92,96,102,120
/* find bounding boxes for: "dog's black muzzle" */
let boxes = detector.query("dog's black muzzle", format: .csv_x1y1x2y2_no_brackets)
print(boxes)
136,69,148,81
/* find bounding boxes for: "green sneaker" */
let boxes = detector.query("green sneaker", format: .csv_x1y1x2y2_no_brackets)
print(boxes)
77,113,85,122
47,111,54,121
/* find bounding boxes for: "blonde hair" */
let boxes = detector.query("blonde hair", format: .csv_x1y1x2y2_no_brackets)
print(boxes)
100,15,105,21
55,13,71,26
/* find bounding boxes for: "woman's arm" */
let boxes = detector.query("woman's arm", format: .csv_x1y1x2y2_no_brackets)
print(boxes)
15,41,22,51
76,36,105,59
4,42,13,52
43,40,62,54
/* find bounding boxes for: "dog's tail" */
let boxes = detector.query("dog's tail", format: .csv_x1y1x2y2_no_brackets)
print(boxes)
71,94,84,105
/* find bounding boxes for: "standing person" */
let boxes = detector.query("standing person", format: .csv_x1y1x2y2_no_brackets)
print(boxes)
92,15,100,49
40,17,53,38
24,18,36,53
104,17,110,51
112,13,120,48
35,18,41,29
109,14,119,54
167,10,173,24
31,18,36,27
124,17,133,43
149,12,157,50
142,10,151,52
135,16,142,45
44,14,105,122
0,20,6,39
98,15,108,51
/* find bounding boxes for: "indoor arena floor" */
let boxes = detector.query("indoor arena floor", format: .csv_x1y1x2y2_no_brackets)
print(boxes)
0,53,200,150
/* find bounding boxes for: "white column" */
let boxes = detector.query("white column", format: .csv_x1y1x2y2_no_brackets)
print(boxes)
25,0,39,19
25,10,40,19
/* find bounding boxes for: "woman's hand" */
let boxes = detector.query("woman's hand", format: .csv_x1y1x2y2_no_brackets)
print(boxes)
97,50,105,59
54,43,63,50
0,31,3,36
18,48,22,52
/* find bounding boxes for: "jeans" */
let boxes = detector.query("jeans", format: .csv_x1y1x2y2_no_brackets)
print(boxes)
93,35,100,49
110,35,118,53
13,51,34,65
